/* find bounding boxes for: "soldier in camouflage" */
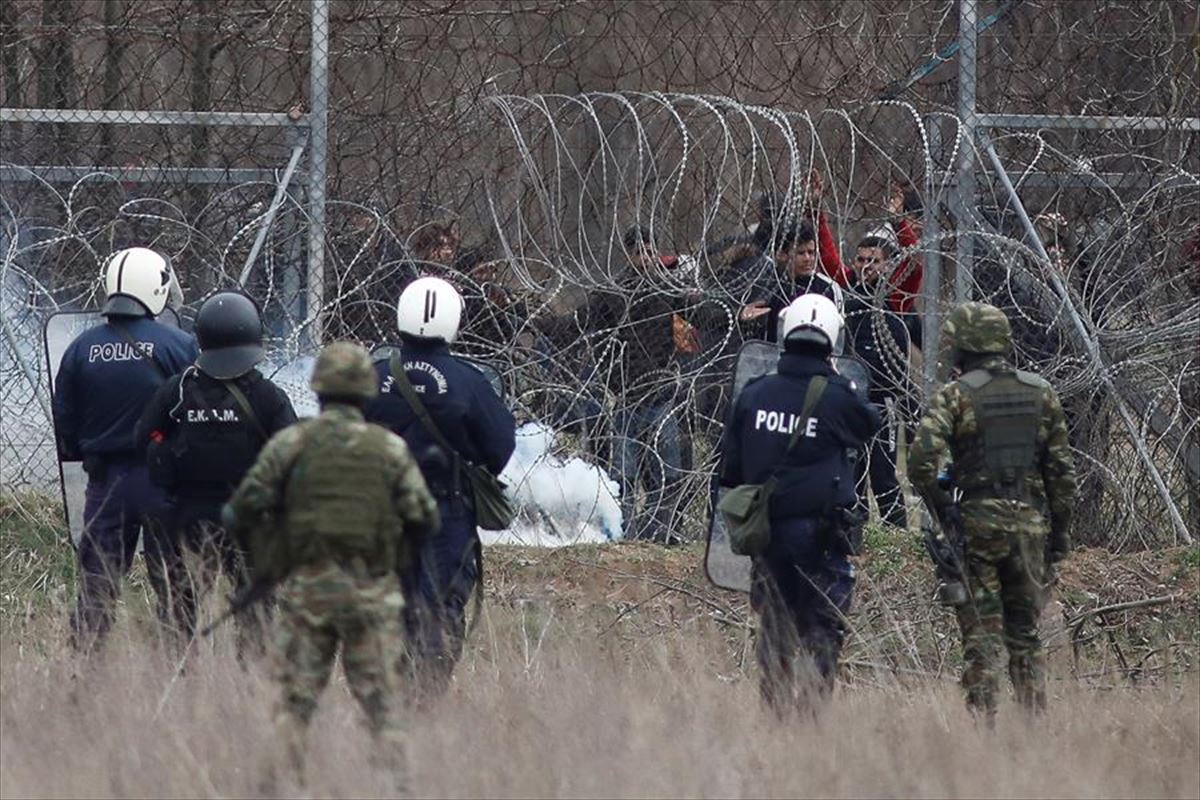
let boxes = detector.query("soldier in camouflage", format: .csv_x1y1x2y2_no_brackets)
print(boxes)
908,302,1076,718
223,341,440,788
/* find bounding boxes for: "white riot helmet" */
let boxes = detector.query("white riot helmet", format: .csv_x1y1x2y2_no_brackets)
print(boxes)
397,276,464,343
781,293,843,354
102,247,171,317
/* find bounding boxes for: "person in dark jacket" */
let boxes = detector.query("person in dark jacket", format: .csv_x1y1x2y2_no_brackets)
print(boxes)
581,226,697,543
719,294,881,713
137,291,297,652
844,234,923,528
52,247,199,651
742,220,846,345
365,275,516,696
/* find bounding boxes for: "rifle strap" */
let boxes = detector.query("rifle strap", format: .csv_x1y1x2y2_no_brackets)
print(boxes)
110,318,170,379
389,353,458,460
772,375,828,474
222,379,269,442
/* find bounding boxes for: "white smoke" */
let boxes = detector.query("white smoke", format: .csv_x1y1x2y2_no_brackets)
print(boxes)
487,422,623,546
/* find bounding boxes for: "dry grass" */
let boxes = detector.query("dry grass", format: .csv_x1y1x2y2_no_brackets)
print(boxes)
1,607,1198,800
2,493,1198,798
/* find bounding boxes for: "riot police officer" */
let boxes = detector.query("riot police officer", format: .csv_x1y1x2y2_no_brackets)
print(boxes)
137,290,297,649
909,302,1076,719
364,276,516,695
52,247,199,650
718,294,880,713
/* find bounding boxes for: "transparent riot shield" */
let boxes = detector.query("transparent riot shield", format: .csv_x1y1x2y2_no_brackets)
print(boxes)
704,339,870,593
371,343,505,398
44,309,182,546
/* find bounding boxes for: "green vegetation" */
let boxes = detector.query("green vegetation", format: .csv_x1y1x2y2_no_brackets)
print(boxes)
862,523,924,579
0,493,74,624
1177,546,1200,572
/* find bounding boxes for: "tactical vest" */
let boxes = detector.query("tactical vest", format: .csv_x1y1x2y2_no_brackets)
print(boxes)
282,418,399,570
955,367,1043,502
169,372,266,495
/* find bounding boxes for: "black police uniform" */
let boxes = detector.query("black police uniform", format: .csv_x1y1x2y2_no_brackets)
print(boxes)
719,350,881,708
364,337,516,689
52,315,198,647
844,283,922,527
136,365,297,641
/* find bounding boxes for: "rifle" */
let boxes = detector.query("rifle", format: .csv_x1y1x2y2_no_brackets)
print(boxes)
922,466,968,606
200,574,280,637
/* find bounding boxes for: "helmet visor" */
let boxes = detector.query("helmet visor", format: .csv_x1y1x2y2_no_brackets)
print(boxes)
196,343,266,380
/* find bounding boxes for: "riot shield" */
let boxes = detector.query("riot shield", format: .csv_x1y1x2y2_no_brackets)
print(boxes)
371,343,505,398
704,339,870,593
44,309,182,546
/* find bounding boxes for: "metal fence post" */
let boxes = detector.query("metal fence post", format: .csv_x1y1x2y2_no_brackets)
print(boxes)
922,114,944,394
239,129,307,287
953,0,978,302
306,0,330,347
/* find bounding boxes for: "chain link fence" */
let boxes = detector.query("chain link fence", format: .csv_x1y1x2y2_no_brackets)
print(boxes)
2,0,1197,547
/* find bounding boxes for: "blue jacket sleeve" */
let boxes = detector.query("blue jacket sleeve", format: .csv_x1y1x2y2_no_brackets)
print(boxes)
846,391,884,447
467,380,516,475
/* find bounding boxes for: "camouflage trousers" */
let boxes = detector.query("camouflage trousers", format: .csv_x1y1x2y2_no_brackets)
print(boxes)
268,560,408,788
954,513,1050,718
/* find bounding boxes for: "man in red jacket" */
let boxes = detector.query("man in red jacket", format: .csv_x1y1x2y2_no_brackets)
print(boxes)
805,173,923,314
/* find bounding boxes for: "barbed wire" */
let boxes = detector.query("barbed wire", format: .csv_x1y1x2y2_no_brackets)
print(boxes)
2,0,1197,548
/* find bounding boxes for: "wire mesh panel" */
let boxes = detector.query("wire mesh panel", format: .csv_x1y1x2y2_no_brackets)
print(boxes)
2,0,1197,547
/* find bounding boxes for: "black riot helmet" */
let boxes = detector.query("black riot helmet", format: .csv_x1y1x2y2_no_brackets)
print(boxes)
195,291,266,379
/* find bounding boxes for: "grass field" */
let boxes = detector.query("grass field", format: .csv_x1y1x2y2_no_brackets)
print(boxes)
2,492,1198,798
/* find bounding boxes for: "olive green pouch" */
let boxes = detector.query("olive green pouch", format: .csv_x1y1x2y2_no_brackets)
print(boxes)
717,376,827,557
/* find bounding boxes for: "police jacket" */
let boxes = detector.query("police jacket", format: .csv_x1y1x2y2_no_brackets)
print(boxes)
720,352,881,520
53,316,198,460
364,338,516,493
844,282,922,404
137,366,298,501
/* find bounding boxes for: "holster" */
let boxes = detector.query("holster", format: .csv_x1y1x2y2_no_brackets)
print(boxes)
82,455,108,481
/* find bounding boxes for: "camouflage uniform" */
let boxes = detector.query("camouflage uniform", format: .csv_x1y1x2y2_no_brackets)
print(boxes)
225,342,440,787
909,303,1076,717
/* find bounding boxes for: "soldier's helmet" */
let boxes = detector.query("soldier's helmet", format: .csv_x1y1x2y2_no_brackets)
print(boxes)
943,301,1012,355
310,341,379,399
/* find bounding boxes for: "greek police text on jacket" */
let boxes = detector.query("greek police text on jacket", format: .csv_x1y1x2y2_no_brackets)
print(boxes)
54,317,198,459
365,339,515,491
720,351,881,518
